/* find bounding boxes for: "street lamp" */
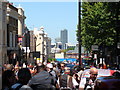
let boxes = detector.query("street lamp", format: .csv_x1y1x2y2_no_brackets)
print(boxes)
34,36,37,52
25,30,28,63
34,36,37,64
40,26,45,63
78,0,82,67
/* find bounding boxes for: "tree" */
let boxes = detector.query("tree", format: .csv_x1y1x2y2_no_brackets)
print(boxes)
79,2,117,51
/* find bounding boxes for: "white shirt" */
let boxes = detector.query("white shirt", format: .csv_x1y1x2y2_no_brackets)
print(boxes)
79,78,95,90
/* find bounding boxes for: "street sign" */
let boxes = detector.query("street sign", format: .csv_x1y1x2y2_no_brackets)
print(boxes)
92,45,98,51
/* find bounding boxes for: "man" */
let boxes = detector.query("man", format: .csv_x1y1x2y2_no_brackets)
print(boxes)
79,67,98,90
46,63,57,87
58,67,73,89
46,63,56,77
28,65,55,90
60,63,65,75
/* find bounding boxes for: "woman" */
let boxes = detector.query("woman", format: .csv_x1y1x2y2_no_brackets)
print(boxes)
2,70,17,90
11,68,32,90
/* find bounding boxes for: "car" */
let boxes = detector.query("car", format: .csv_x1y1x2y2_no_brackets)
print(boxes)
80,69,120,89
81,69,116,78
66,63,75,69
94,72,120,89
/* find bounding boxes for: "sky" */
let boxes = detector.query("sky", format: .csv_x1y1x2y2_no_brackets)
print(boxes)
8,0,78,45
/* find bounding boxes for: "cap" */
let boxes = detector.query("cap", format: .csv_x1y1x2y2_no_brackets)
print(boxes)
47,63,53,68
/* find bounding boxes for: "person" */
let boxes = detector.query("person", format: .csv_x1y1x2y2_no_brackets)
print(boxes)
79,67,98,90
46,63,59,88
60,63,66,75
2,70,17,90
11,68,32,90
73,67,84,89
46,63,56,77
58,67,73,89
5,64,13,71
28,65,55,90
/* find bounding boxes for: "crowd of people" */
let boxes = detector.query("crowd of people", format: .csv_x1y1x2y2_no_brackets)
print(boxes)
2,61,120,90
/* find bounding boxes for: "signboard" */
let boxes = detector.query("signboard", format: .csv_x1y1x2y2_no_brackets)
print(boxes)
92,45,98,51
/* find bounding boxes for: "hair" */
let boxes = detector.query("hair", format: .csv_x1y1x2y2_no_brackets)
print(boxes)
5,64,13,70
90,67,98,74
17,68,31,85
36,65,46,73
2,70,17,89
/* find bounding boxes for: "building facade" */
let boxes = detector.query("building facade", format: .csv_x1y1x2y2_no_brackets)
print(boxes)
6,3,26,65
6,3,19,65
44,36,51,62
33,27,51,63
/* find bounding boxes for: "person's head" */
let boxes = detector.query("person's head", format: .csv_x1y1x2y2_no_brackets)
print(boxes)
5,64,13,71
46,63,53,71
17,68,31,85
60,63,65,70
89,67,98,81
2,70,17,88
36,64,46,73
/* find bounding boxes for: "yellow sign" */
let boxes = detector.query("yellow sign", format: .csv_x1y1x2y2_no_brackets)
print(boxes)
37,58,40,60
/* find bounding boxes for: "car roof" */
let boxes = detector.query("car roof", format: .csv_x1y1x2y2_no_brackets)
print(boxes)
82,69,116,78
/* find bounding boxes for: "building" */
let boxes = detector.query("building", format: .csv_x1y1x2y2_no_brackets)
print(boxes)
64,43,75,50
44,36,51,62
33,27,51,63
6,3,26,65
60,29,68,49
6,3,19,65
29,31,35,52
0,2,7,65
17,4,26,37
56,42,62,49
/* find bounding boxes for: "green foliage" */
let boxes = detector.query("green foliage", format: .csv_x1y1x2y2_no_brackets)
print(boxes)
77,2,118,51
48,58,56,63
61,47,75,53
67,47,75,50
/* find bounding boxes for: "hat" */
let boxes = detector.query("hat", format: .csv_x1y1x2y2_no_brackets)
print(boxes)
47,63,53,68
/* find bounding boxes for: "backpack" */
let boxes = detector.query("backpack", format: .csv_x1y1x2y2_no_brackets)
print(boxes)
11,83,23,90
59,74,68,88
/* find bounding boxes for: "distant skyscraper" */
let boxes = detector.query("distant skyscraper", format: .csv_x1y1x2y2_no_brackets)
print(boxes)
61,29,68,49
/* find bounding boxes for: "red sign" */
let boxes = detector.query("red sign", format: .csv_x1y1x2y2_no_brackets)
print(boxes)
18,37,22,43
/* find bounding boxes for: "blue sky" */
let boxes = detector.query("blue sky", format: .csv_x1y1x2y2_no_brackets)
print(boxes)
11,1,78,45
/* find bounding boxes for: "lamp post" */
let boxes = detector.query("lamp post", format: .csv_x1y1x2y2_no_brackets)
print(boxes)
34,36,37,53
34,36,37,64
78,0,82,67
40,26,45,63
25,30,28,63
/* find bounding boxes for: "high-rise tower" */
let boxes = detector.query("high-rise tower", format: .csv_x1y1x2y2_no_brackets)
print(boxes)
60,29,68,49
